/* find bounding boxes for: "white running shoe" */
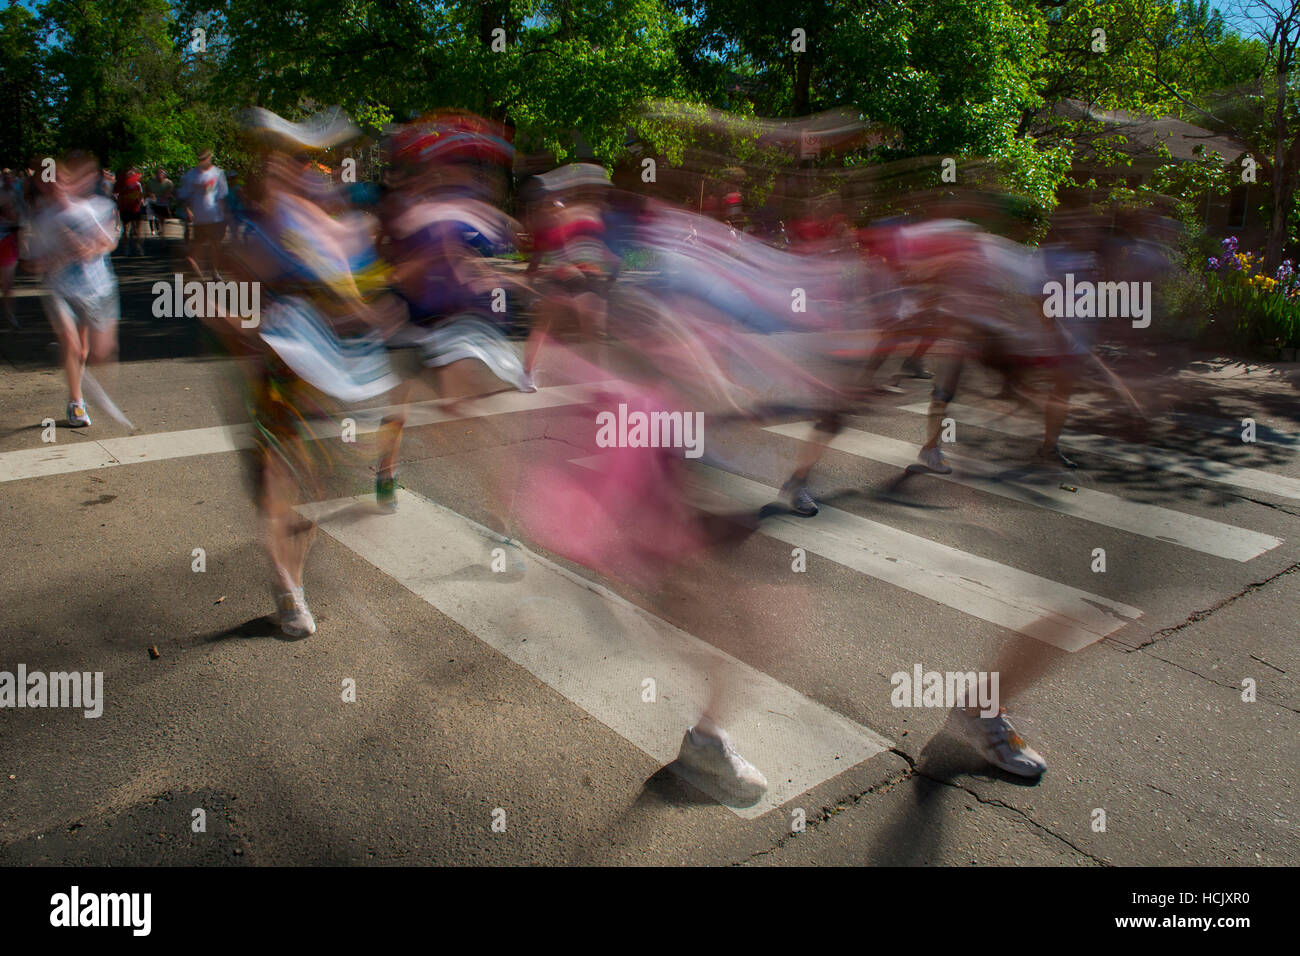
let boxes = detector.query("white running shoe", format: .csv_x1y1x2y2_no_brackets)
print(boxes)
675,721,768,801
67,401,91,428
916,446,952,474
276,587,317,638
969,708,1047,777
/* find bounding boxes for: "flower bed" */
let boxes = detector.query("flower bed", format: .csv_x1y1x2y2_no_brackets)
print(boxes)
1205,237,1300,353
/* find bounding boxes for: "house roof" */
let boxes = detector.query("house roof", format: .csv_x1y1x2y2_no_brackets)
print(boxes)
1051,98,1246,164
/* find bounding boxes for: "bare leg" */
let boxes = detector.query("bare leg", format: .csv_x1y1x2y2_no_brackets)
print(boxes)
87,325,117,366
974,631,1061,713
787,411,841,486
377,381,409,479
262,452,317,592
523,307,555,376
45,299,86,404
1042,365,1073,450
921,357,962,452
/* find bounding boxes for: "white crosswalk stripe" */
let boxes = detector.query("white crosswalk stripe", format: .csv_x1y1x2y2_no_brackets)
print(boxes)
569,455,1143,652
0,384,598,484
897,401,1300,500
763,422,1283,562
298,489,893,819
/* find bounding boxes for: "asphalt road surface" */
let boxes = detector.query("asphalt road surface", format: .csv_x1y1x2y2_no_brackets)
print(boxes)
1,240,1297,866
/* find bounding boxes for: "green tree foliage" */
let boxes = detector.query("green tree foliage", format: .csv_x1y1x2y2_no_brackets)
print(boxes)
168,0,691,166
42,0,187,168
0,3,52,165
0,0,1287,247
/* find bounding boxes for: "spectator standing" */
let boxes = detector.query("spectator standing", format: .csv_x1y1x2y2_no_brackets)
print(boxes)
145,168,175,236
0,168,22,327
114,166,146,255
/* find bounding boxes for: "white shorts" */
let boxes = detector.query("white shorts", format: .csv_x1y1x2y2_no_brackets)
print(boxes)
44,288,120,333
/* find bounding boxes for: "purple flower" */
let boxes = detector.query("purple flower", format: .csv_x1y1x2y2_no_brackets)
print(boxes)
1208,257,1220,270
1222,236,1239,253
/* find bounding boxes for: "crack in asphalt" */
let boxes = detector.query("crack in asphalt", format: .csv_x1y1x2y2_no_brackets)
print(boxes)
1249,653,1287,674
905,764,1110,867
1230,492,1300,517
735,760,915,865
1127,561,1300,653
540,423,590,455
738,747,1108,866
1134,651,1300,715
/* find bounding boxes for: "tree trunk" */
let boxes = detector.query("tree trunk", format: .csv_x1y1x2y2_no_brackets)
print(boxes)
1265,133,1300,274
1265,42,1296,273
1266,168,1288,274
478,0,512,118
792,52,811,117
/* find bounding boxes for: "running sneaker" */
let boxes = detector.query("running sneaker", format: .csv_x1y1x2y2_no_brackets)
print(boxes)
276,587,317,638
901,356,934,379
675,722,768,801
916,446,952,474
376,473,398,512
780,478,819,517
67,401,91,428
1035,444,1077,468
969,707,1047,777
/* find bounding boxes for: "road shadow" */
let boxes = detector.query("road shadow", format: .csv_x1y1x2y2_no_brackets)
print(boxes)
0,787,250,866
639,759,766,811
202,616,304,643
860,723,1042,866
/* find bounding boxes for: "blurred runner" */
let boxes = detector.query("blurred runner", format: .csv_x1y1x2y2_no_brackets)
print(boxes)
521,163,621,383
178,149,229,279
24,152,126,429
210,107,399,638
372,112,532,514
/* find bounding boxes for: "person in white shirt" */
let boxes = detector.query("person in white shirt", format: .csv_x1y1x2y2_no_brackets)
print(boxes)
25,153,123,428
177,149,229,279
